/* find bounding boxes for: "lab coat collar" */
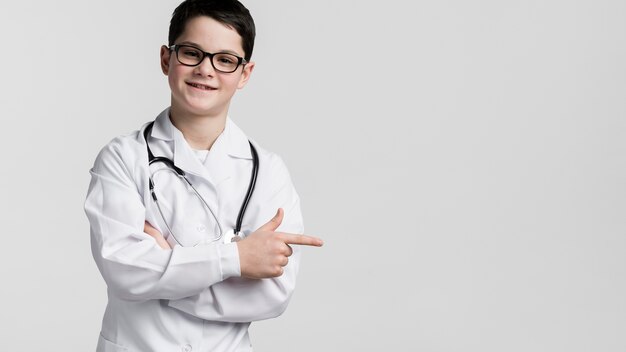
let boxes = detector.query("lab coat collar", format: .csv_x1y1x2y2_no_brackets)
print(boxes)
151,108,173,141
225,119,253,160
149,108,253,182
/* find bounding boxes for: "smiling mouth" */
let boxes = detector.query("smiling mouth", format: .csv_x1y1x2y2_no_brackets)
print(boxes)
186,82,216,91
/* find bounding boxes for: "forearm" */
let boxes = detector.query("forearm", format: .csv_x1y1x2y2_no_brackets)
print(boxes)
167,191,306,321
167,248,300,322
91,229,239,301
86,145,240,301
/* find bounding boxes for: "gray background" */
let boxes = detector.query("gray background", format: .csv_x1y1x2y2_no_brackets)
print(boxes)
0,0,624,351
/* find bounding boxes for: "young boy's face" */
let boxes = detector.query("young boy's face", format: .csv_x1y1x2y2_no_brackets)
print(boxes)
160,16,254,119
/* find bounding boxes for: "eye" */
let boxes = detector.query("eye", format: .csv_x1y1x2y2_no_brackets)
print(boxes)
217,55,236,65
182,49,201,58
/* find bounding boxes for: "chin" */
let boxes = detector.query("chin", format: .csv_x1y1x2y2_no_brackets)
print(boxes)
173,96,225,117
186,103,227,118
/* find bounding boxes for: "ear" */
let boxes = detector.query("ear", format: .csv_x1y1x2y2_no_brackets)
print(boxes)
237,61,255,89
160,45,172,75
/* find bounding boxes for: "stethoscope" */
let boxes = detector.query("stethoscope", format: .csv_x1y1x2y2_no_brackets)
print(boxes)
143,121,259,245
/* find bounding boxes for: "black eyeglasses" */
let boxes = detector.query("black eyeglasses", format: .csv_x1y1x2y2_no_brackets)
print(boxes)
169,44,247,73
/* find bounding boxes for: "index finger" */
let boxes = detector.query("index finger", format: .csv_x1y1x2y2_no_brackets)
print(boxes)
278,233,324,247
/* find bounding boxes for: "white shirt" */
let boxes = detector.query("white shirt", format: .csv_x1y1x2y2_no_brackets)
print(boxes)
85,108,303,352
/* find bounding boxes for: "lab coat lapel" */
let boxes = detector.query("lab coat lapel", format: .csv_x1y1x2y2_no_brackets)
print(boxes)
226,119,253,160
204,133,230,187
205,118,253,187
151,108,214,183
172,129,214,182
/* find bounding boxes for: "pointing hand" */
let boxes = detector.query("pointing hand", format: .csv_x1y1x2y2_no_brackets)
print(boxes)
237,208,323,279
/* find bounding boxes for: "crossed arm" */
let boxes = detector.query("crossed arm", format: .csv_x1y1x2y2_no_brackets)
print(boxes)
145,207,323,279
86,140,323,322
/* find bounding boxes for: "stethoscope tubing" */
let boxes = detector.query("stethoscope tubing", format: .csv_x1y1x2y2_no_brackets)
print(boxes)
143,121,258,246
236,140,259,235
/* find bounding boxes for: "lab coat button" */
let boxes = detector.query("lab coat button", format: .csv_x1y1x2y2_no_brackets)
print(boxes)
182,344,192,352
196,224,206,232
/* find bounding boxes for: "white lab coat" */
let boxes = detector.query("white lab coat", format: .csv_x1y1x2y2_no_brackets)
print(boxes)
85,108,303,352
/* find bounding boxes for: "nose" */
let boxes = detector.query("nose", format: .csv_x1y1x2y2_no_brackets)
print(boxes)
194,55,216,77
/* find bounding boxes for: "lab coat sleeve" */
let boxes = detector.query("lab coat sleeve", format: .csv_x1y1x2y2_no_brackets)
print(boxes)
85,138,240,302
167,155,304,322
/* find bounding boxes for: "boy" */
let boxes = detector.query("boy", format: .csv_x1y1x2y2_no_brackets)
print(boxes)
84,1,323,351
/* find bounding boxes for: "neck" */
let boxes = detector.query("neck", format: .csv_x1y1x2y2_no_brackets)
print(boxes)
169,106,227,150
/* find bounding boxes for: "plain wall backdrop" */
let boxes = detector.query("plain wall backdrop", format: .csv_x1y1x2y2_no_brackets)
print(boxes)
0,0,624,351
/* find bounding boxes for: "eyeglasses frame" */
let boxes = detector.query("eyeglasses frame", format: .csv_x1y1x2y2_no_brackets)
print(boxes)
169,44,248,73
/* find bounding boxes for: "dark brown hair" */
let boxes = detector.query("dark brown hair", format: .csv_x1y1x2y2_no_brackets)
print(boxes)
169,0,256,61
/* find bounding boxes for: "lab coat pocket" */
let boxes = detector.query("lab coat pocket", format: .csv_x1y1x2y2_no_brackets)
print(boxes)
97,334,131,352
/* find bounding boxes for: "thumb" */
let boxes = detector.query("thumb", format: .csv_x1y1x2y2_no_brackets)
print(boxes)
258,208,284,232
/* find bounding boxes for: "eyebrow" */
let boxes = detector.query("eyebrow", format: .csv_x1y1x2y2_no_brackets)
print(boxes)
177,41,243,57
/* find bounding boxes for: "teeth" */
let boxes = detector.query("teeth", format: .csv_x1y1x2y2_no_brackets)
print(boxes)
189,82,212,90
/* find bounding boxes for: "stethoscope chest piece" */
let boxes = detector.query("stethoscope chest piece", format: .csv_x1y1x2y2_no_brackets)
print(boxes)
223,229,243,243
